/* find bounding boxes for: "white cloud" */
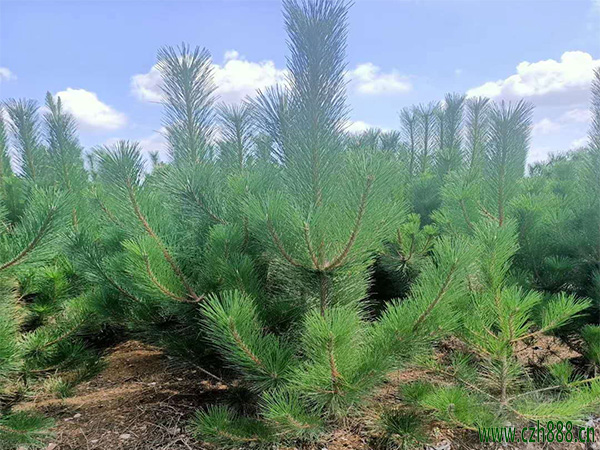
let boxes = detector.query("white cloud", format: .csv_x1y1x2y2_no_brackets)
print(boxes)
0,67,16,82
131,50,287,104
54,88,127,131
139,128,168,160
533,118,562,136
345,120,372,133
467,51,600,106
560,108,591,123
348,63,412,95
131,67,163,103
215,51,287,103
344,120,391,134
529,146,552,163
532,107,592,137
132,51,413,104
570,136,588,149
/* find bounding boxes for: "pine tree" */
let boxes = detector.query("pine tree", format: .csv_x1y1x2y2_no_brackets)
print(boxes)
244,0,404,315
0,98,105,447
191,1,483,444
44,92,87,194
434,99,533,235
402,87,599,430
250,85,290,163
416,102,437,174
0,188,76,445
157,44,216,165
582,68,600,319
484,100,533,226
435,93,465,177
465,96,490,174
399,106,418,177
503,70,599,320
395,220,599,431
4,99,47,183
217,102,255,173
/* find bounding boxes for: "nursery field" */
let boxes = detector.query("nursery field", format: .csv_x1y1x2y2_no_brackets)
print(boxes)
0,0,599,449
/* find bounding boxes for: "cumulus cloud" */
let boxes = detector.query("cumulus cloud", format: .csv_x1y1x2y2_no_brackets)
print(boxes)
215,51,288,103
0,67,16,82
54,88,127,131
344,120,390,134
533,118,562,136
570,136,588,149
131,67,163,103
561,108,591,123
532,108,592,137
345,120,372,133
131,50,287,104
467,51,600,106
132,50,412,104
348,63,412,95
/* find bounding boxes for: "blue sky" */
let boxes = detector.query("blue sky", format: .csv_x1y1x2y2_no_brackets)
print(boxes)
1,0,599,165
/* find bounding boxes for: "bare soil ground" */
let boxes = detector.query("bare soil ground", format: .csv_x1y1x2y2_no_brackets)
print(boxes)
17,341,214,449
15,340,600,450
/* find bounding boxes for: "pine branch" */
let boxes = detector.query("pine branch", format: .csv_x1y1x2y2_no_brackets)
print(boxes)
125,179,202,301
507,376,600,402
75,235,141,303
186,186,227,225
460,198,475,232
325,175,373,270
327,334,342,394
0,204,57,272
44,92,85,192
266,218,302,267
228,317,265,369
303,222,320,269
250,86,289,163
412,260,458,333
37,320,85,350
416,102,437,174
465,97,490,173
202,291,293,391
142,253,189,302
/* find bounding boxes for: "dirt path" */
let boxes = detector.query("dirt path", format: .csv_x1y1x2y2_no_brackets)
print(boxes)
17,341,225,450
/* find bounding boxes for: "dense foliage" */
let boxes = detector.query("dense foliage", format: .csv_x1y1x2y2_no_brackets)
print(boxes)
1,0,599,447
